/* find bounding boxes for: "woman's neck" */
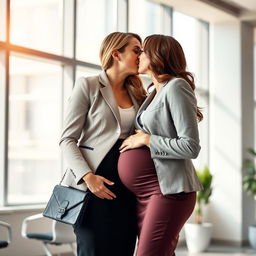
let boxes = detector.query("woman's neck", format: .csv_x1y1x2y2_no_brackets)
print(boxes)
106,68,126,90
150,74,162,93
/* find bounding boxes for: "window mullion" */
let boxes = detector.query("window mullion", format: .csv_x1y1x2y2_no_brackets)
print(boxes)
0,50,8,207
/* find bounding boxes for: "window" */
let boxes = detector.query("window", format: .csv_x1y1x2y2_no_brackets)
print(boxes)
76,66,101,81
129,0,172,39
8,55,62,204
0,0,105,206
10,0,63,55
173,11,209,168
0,0,209,206
0,49,6,205
0,0,6,41
76,0,117,64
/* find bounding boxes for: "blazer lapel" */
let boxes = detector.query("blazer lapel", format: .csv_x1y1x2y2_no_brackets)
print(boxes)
135,89,156,129
99,71,121,125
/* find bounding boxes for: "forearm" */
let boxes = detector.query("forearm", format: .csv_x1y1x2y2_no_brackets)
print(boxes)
150,134,201,159
60,139,93,184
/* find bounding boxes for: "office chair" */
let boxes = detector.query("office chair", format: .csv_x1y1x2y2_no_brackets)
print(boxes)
21,213,77,256
0,220,12,249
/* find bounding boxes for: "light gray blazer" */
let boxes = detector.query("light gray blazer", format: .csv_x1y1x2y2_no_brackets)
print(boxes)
134,78,203,195
59,71,140,191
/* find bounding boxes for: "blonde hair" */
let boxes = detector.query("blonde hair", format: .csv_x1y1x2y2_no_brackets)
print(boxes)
100,32,146,105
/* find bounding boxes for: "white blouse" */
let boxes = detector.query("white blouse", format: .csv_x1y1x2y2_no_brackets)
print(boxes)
118,106,136,139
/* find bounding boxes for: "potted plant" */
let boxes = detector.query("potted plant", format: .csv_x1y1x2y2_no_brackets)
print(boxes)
242,148,256,249
184,165,213,253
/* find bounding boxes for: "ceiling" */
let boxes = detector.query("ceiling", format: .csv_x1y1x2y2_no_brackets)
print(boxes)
199,0,256,25
221,0,256,11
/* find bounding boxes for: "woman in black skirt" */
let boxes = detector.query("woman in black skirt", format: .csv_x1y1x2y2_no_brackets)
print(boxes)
59,32,146,256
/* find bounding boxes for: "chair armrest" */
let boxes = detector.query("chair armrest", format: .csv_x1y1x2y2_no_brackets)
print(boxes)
0,221,12,244
21,213,44,238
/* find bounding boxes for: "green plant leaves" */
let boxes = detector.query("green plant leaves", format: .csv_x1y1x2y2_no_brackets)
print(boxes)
196,166,213,205
195,165,213,224
242,148,256,196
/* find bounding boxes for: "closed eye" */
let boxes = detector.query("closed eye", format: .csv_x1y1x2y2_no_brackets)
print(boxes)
133,48,143,55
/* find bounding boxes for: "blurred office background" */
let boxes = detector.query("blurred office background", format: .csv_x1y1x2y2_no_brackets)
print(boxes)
0,0,255,255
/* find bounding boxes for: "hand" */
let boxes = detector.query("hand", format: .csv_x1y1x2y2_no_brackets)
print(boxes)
119,130,151,153
83,173,116,200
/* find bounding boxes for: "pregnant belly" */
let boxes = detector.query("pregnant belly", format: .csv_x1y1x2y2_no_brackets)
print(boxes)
117,147,161,197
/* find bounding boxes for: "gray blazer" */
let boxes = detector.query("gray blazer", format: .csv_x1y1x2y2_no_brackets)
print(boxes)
59,71,140,190
135,78,203,195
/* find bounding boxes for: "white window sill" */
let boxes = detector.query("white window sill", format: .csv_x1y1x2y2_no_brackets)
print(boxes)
0,204,46,214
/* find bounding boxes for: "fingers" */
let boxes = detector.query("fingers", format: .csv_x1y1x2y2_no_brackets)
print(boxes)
103,177,114,186
103,187,116,199
119,138,131,151
119,137,130,150
119,141,127,151
95,190,116,200
87,176,116,200
120,145,130,153
94,186,116,200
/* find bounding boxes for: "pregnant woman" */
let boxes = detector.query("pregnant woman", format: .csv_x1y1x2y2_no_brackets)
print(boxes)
118,34,203,256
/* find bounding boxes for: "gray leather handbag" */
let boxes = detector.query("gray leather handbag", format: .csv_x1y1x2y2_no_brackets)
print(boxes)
43,174,91,225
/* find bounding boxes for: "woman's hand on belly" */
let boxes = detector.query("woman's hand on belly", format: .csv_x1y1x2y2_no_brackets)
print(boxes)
119,130,151,153
83,173,116,199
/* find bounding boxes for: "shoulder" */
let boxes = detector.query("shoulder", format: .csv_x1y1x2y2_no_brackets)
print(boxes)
75,74,101,87
74,74,101,93
165,78,192,93
163,78,197,108
163,78,195,98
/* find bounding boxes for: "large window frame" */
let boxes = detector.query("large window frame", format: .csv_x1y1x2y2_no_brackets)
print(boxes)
172,10,210,170
0,0,122,206
0,0,209,207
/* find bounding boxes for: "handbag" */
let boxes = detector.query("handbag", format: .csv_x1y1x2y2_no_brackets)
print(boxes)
43,172,91,225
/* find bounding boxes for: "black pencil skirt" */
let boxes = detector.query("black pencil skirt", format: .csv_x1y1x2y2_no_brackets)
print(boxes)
73,139,137,256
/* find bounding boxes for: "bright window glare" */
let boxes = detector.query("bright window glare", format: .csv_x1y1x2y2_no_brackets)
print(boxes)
76,66,100,80
10,0,62,54
0,1,209,206
76,0,116,64
8,55,62,204
129,0,171,39
173,11,197,74
0,0,6,41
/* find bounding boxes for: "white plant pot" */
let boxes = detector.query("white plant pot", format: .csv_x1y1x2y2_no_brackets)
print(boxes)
184,222,213,253
249,225,256,250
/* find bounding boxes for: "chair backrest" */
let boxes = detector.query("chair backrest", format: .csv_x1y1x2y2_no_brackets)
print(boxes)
0,221,11,248
52,221,76,244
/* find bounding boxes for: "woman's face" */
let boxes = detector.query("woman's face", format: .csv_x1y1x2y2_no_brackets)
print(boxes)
138,49,151,75
118,37,141,75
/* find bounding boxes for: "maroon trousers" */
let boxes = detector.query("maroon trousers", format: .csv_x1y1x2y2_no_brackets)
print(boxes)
118,147,196,256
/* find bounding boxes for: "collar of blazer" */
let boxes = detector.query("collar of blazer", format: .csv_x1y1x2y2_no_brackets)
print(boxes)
135,88,157,129
98,70,140,126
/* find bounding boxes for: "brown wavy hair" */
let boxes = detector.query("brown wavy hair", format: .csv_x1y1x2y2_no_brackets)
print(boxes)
143,34,203,121
100,32,146,105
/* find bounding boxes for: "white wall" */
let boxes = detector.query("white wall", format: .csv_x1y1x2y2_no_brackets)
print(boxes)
208,20,255,244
